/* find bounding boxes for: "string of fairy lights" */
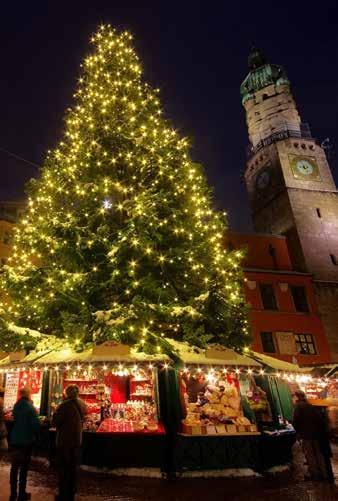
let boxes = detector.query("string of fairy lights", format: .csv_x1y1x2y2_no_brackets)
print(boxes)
0,362,335,386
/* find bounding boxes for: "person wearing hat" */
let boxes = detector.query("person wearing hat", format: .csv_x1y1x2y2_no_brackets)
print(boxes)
0,386,8,457
9,387,40,501
52,384,87,501
292,390,333,482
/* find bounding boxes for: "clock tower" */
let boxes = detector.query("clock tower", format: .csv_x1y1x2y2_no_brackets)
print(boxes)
241,47,338,360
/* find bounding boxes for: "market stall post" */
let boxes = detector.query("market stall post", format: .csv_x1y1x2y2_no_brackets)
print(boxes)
157,364,184,477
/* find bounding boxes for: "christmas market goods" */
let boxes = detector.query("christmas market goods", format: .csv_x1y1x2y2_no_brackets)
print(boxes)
3,368,43,413
245,378,272,423
55,362,162,434
181,371,257,435
97,400,160,433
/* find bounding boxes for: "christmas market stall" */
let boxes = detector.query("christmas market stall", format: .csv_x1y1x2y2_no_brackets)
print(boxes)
1,342,170,472
248,352,309,470
295,364,338,437
163,341,264,474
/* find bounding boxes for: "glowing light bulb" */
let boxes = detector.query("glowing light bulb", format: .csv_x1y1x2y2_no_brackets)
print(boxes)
103,199,113,209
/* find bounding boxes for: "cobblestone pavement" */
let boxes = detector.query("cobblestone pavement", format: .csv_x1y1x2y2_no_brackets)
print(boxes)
0,447,338,501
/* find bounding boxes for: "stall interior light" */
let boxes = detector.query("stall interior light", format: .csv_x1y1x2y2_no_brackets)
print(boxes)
206,372,216,383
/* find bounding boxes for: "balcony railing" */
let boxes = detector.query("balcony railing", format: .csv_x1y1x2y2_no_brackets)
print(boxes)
247,122,312,158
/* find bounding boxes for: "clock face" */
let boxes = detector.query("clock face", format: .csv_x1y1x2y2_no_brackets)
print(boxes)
256,170,270,190
296,159,313,175
289,155,321,181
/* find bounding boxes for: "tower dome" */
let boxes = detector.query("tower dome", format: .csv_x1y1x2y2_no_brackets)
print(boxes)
240,48,290,105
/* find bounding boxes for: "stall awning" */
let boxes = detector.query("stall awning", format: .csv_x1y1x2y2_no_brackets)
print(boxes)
27,347,169,365
250,352,308,373
166,340,261,367
0,356,10,367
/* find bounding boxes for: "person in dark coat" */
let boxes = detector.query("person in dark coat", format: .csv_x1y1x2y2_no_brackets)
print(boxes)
52,384,87,501
9,387,40,501
292,390,333,482
0,386,8,458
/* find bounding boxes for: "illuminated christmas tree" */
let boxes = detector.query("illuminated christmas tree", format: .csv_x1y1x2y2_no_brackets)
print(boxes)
0,25,249,355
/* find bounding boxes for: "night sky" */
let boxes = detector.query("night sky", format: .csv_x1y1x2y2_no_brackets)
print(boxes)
1,2,337,230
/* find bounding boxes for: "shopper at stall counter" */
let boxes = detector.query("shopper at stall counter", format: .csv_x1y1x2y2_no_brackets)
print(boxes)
9,386,40,501
0,386,8,457
292,390,334,482
52,384,87,501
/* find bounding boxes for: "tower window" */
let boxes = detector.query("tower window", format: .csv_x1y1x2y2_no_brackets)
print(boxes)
260,283,278,310
295,334,316,355
330,254,337,266
260,332,276,353
291,285,309,313
316,208,322,218
262,94,268,101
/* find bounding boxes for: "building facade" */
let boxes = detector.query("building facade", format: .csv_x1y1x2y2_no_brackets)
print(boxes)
0,201,24,268
240,48,338,361
227,232,331,365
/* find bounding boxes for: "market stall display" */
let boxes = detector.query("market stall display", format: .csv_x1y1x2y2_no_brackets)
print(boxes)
3,368,43,415
181,370,257,435
245,377,273,424
56,365,162,434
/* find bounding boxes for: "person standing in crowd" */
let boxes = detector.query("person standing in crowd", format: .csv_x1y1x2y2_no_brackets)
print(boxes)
9,387,40,501
0,386,8,458
293,390,334,482
52,384,87,501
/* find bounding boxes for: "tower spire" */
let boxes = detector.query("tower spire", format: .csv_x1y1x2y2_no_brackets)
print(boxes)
248,46,267,70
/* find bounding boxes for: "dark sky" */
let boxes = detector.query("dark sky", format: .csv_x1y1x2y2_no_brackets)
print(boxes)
1,1,337,230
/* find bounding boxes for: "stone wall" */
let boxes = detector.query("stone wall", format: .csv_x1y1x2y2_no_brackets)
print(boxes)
314,282,338,362
244,83,301,147
288,189,338,281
